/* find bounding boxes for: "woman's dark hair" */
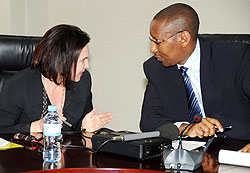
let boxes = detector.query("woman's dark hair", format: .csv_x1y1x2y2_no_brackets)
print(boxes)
31,24,90,89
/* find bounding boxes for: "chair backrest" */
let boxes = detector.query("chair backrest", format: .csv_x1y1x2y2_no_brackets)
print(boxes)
0,35,41,92
200,33,250,45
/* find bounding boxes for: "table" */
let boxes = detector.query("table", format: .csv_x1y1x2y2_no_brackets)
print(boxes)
0,133,249,173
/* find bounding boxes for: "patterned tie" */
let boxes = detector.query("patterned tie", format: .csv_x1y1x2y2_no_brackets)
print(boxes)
180,66,202,122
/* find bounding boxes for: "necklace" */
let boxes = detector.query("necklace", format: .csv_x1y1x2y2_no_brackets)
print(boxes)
41,75,65,116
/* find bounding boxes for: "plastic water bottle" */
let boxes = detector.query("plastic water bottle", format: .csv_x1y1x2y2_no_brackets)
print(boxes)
43,161,61,170
43,105,62,162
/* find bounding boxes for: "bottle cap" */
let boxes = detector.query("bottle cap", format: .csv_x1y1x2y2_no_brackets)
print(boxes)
48,105,57,112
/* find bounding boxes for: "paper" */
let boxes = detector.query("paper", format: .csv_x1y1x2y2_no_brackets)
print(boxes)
219,164,250,172
0,137,23,150
0,138,9,146
219,149,250,167
172,140,206,151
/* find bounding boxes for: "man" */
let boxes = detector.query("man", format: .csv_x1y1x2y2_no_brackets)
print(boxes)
140,3,250,146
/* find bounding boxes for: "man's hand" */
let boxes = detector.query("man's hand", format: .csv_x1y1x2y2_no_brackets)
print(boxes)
180,117,224,138
81,107,113,132
240,143,250,153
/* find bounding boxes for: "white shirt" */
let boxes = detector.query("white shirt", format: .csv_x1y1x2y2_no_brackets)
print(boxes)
175,39,206,127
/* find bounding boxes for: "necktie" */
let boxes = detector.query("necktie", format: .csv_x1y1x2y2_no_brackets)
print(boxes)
180,66,202,122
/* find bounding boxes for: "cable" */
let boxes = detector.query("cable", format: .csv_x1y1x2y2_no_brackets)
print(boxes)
61,144,94,152
81,131,94,139
80,129,97,146
94,139,113,154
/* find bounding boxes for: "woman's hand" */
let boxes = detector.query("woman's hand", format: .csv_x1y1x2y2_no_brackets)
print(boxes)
81,107,113,132
30,117,45,132
240,143,250,153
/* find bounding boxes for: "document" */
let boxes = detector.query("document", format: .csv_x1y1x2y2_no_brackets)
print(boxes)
0,138,9,146
172,140,206,151
0,137,23,150
219,149,250,167
219,164,250,172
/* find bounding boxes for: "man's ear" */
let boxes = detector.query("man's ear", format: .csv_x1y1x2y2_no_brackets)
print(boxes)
178,31,191,47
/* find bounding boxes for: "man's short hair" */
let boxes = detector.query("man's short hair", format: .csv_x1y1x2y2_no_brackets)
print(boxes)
153,3,200,40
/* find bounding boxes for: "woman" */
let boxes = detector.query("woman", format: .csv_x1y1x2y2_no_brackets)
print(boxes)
0,24,112,133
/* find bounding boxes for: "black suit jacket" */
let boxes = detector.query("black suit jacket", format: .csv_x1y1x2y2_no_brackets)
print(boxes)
140,37,250,140
0,68,93,133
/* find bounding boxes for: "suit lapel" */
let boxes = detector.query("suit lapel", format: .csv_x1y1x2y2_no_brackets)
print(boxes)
199,38,215,115
63,89,71,111
162,66,189,118
63,83,81,111
29,69,44,107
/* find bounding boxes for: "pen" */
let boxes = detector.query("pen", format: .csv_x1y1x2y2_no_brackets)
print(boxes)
58,116,73,128
216,125,232,132
63,120,73,128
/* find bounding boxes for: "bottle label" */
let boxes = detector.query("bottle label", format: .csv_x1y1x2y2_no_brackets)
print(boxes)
43,124,61,136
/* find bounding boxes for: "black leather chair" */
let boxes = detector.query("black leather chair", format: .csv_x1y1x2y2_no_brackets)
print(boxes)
200,34,250,45
0,35,41,93
0,34,250,94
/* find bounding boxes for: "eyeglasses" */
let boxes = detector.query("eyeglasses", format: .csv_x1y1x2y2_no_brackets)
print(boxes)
149,31,184,46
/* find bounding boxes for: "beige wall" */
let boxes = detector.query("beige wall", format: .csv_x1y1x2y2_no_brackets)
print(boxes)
1,0,250,132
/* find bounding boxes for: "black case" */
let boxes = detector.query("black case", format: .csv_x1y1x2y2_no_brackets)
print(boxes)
92,129,172,160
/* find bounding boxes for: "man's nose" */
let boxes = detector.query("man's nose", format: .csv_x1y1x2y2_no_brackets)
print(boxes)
150,42,158,54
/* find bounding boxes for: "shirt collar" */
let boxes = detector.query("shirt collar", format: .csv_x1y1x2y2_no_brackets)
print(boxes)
177,39,200,70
